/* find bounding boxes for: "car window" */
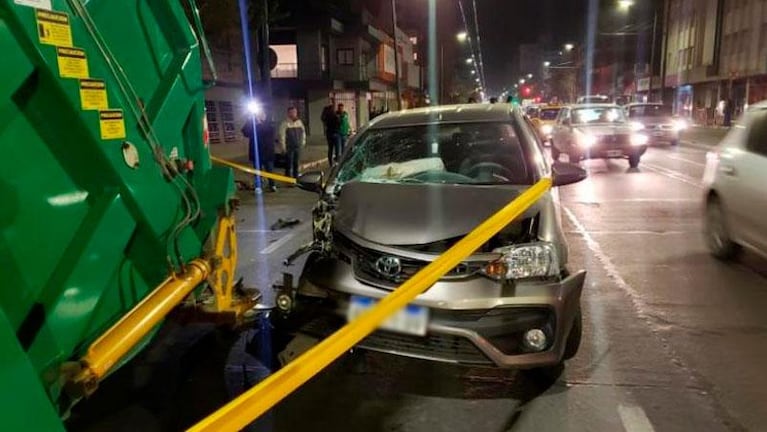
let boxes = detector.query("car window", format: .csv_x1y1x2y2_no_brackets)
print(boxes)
522,116,549,176
335,122,533,186
628,105,672,117
572,107,626,124
745,109,767,157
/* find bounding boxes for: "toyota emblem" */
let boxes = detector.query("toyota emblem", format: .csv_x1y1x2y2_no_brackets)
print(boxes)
375,256,402,278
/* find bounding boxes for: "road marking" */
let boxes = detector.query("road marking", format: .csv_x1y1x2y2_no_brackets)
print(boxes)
642,163,702,188
259,225,309,254
618,404,656,432
665,154,706,167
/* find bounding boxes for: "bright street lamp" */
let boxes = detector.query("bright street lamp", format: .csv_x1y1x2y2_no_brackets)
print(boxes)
519,78,526,84
456,31,468,42
514,84,518,88
471,70,476,75
466,58,474,64
564,43,575,52
543,61,551,67
527,73,533,79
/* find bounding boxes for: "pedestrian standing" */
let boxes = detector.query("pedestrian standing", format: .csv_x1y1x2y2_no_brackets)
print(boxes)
278,106,306,179
242,111,278,192
321,99,341,163
337,103,351,157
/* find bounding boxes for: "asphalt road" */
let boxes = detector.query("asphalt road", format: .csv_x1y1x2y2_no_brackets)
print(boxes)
70,128,767,432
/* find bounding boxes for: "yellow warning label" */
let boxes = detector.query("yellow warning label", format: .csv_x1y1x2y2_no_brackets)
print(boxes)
79,79,108,110
36,10,72,47
99,110,126,140
56,47,89,79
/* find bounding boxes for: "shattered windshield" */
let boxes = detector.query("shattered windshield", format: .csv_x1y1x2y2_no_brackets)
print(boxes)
334,122,532,187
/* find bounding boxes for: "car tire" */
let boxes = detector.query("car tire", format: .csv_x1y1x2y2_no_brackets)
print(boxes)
628,154,641,168
551,145,561,161
562,310,582,360
705,196,741,260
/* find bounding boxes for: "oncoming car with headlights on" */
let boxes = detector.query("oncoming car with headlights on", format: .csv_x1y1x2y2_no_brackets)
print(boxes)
552,104,649,168
282,104,588,372
625,103,687,146
532,105,563,145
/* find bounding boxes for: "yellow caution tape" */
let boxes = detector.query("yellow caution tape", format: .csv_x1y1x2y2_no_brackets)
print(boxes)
188,177,552,432
210,156,297,185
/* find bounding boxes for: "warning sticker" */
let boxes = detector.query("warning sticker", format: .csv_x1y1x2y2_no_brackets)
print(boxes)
36,10,71,47
99,110,126,140
79,79,108,110
15,0,52,10
56,47,89,79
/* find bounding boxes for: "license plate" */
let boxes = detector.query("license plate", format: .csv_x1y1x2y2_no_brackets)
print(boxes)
347,296,429,336
606,150,623,157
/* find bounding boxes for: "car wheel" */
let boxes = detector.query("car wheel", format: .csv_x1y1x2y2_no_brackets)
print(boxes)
705,196,741,260
628,154,641,168
551,145,561,161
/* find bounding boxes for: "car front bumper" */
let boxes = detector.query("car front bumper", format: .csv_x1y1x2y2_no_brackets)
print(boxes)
578,143,647,159
295,255,586,368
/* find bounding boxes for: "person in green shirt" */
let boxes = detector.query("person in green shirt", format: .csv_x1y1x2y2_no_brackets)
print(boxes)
337,103,351,155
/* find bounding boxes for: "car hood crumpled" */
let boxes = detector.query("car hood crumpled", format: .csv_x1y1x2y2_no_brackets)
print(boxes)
333,181,538,246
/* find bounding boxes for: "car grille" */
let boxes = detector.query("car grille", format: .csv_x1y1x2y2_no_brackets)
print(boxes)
335,232,486,287
300,314,494,366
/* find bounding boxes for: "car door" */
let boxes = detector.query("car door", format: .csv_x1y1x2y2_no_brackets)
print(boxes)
723,109,767,252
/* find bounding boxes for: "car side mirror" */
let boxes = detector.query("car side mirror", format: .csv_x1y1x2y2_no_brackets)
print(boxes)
552,162,587,186
296,171,324,193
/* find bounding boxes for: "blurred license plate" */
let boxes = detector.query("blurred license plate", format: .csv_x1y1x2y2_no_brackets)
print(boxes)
347,296,428,336
606,150,623,157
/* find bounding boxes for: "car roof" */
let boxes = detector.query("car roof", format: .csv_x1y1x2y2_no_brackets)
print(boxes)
570,103,620,109
367,104,516,129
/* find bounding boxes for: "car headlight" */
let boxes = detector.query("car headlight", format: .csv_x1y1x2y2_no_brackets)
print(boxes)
630,133,649,146
672,119,688,131
541,124,553,135
630,121,645,131
578,133,597,148
483,242,560,280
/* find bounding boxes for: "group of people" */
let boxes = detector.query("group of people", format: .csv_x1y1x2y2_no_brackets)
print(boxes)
321,100,351,164
241,106,306,192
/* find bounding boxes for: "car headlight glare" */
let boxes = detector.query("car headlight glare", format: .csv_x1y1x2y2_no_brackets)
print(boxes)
578,133,597,148
672,119,688,131
541,124,553,135
630,121,645,131
485,242,560,280
630,133,649,146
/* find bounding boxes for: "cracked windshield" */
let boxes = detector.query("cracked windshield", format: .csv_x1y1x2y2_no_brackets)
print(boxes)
3,0,765,431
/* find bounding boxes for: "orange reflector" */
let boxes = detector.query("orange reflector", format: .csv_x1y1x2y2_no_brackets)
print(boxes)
483,261,508,279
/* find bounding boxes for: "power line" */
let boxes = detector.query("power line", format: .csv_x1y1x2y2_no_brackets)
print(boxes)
470,0,486,91
457,0,485,92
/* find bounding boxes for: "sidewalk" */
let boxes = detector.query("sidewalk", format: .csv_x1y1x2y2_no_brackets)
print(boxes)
210,135,329,172
680,126,729,149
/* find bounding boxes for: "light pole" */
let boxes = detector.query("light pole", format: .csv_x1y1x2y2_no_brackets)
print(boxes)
390,0,401,110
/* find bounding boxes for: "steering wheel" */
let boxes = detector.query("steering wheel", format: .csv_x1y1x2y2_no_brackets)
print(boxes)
464,162,513,181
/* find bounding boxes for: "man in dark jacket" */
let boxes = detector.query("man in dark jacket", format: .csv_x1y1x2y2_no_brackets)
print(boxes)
321,99,341,163
242,112,278,192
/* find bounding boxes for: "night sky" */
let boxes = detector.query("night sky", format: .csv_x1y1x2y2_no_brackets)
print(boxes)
475,0,589,93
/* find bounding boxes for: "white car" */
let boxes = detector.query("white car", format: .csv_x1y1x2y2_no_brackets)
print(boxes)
703,101,767,260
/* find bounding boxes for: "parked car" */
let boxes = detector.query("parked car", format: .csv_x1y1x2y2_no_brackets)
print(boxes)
287,104,587,371
625,103,686,146
551,104,649,168
703,101,767,260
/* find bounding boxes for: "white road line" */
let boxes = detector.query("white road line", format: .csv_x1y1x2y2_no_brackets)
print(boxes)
642,163,702,188
259,225,308,254
665,154,706,167
618,404,656,432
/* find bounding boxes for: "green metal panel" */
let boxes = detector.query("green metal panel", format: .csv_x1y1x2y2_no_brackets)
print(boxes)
0,0,234,426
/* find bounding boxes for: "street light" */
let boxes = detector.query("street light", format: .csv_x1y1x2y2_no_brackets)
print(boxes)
514,83,518,88
543,61,551,67
456,31,468,42
471,70,476,75
519,78,526,84
527,73,533,79
564,43,575,52
466,58,474,64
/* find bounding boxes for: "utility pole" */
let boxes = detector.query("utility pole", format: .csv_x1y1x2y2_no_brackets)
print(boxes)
391,0,402,110
659,0,671,103
649,8,658,101
259,0,272,114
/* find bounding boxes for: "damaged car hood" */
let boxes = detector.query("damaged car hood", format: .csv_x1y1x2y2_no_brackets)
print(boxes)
334,182,539,245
